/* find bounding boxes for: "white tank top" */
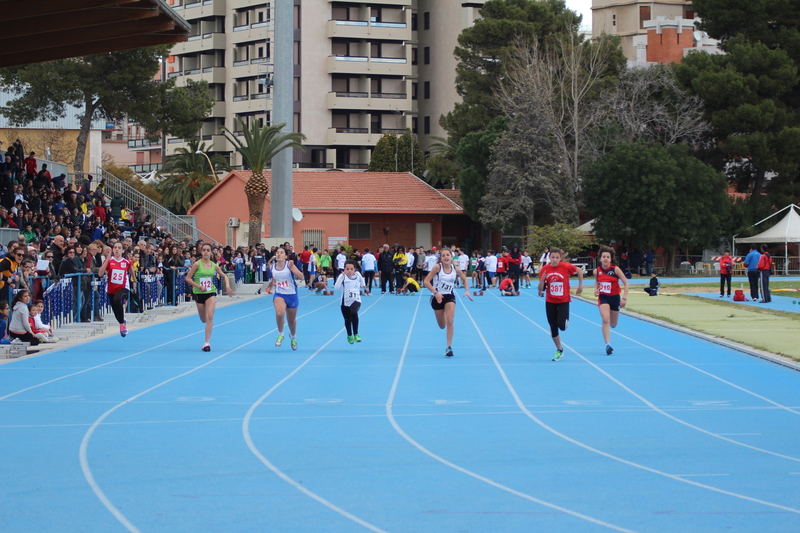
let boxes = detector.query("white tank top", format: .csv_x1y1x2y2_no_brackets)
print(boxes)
335,272,363,307
435,264,457,295
271,262,297,295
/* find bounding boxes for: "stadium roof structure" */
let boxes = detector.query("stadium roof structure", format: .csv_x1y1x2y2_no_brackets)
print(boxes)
0,0,189,68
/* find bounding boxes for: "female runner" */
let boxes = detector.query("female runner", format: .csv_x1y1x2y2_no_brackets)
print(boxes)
185,243,235,352
265,247,303,350
594,246,629,355
538,248,583,361
334,260,366,344
424,248,473,357
98,241,136,337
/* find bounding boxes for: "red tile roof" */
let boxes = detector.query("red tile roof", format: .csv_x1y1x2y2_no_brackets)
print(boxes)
193,170,463,214
437,189,463,209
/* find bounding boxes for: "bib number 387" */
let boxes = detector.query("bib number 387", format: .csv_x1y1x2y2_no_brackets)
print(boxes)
549,281,564,297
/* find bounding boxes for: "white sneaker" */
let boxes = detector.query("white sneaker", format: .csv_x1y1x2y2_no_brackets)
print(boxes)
47,337,59,343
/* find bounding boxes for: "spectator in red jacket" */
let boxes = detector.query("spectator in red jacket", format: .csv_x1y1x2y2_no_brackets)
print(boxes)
757,244,772,303
23,152,37,180
92,198,107,222
298,244,312,285
719,249,733,298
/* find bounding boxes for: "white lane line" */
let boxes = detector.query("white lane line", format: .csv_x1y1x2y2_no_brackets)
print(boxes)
462,294,800,516
0,298,284,401
492,293,800,464
385,294,637,533
242,296,389,533
80,297,337,533
521,290,800,417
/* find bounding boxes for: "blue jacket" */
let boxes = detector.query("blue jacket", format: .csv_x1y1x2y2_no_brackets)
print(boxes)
743,250,761,272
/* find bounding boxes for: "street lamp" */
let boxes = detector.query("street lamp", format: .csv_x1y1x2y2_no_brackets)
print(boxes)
195,150,218,181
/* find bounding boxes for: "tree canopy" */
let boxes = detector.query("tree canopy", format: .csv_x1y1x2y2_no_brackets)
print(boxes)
368,130,425,176
456,116,508,221
157,139,231,214
582,143,730,270
0,47,214,173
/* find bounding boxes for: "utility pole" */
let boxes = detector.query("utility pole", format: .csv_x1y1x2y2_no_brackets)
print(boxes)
270,0,293,240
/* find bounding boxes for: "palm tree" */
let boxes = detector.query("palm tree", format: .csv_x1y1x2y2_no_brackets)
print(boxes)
221,121,306,246
157,139,231,214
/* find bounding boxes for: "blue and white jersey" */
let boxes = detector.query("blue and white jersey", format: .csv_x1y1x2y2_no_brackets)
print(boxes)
361,253,377,272
271,262,298,295
335,272,364,307
434,264,457,295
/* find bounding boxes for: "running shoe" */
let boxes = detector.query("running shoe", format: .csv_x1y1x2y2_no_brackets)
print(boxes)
291,338,298,350
202,344,211,352
605,344,613,355
354,334,362,343
120,321,127,338
275,335,284,347
552,349,564,361
347,335,355,344
445,346,454,358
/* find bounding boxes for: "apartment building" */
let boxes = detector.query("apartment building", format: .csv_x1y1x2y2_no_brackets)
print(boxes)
592,0,695,61
164,0,485,169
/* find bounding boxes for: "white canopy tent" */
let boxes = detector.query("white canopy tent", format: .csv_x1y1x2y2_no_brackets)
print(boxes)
734,204,800,275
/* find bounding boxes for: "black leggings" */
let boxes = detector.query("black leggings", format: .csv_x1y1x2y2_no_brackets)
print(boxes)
341,302,361,336
545,301,570,338
364,271,375,289
9,331,40,346
720,273,731,296
109,289,129,324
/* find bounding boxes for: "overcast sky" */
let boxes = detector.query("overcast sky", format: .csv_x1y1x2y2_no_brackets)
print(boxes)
565,0,592,30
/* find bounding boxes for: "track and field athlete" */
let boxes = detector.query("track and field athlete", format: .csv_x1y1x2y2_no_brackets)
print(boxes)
361,248,376,294
593,246,629,355
266,247,303,349
98,241,136,337
185,243,234,352
424,248,473,357
538,248,583,361
334,260,366,344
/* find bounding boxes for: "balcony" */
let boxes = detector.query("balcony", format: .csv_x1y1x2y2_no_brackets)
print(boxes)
230,23,273,45
231,60,272,79
327,55,410,76
129,163,163,173
127,138,161,150
327,91,412,112
181,0,226,20
328,0,412,5
230,95,271,115
326,19,411,41
177,65,227,85
170,32,226,55
326,127,384,146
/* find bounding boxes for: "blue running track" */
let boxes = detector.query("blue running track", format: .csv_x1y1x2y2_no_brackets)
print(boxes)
2,289,799,533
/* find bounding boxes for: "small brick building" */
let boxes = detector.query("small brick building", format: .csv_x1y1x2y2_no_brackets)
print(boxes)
188,170,471,251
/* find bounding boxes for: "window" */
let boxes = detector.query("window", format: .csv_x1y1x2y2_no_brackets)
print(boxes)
349,223,371,240
411,13,417,31
412,117,418,134
423,47,430,65
639,6,650,29
424,81,430,99
423,116,430,134
411,47,418,65
423,11,430,30
612,14,616,27
411,82,418,100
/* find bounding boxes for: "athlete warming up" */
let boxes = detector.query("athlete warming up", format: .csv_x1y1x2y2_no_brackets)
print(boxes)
185,243,235,352
98,241,136,337
334,260,366,344
538,248,583,361
424,248,473,358
594,246,629,355
266,247,303,350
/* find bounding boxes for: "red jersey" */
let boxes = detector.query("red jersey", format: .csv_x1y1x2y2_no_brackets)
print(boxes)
595,265,622,296
298,250,312,264
539,262,578,303
719,256,733,275
106,257,132,294
499,278,514,291
496,256,507,273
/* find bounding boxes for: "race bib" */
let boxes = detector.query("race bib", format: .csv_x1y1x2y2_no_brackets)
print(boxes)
348,290,358,300
439,282,454,294
549,281,564,297
199,277,213,292
110,269,125,284
276,279,290,289
599,281,612,294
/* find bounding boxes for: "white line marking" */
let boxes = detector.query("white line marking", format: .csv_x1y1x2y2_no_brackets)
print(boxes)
0,301,281,401
242,296,389,533
384,294,637,532
494,294,800,463
465,293,800,515
80,297,337,533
